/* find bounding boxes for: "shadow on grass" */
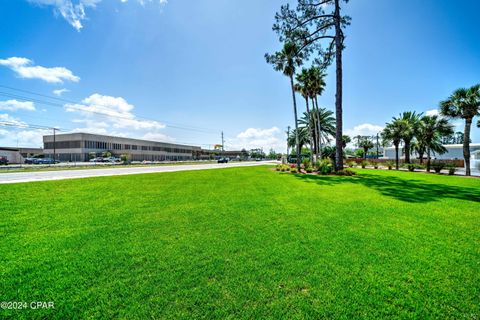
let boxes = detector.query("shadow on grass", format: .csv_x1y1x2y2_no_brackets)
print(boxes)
294,172,480,203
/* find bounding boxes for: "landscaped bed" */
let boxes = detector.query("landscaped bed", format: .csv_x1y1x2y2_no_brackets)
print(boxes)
0,166,478,318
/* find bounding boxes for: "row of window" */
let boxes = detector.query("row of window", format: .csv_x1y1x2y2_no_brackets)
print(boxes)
45,140,193,154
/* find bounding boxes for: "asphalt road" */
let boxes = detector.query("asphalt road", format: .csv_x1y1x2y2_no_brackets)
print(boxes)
0,161,276,184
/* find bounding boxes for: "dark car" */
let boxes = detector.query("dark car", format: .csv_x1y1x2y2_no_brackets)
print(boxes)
24,157,36,164
217,157,229,163
0,156,8,165
33,158,58,165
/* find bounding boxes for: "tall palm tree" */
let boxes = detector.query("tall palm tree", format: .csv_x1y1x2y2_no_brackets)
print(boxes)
342,135,351,149
417,115,454,172
265,42,304,167
382,119,410,170
295,70,315,163
307,67,327,158
393,111,422,163
440,84,480,176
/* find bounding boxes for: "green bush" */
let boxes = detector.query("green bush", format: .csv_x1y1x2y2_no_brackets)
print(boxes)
275,164,281,171
432,162,446,173
347,161,356,168
290,167,298,174
406,163,416,172
385,161,394,170
336,168,356,176
447,164,456,175
301,158,311,169
305,166,313,173
317,159,333,175
361,160,369,169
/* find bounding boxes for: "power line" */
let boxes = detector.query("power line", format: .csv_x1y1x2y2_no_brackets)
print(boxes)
0,85,221,135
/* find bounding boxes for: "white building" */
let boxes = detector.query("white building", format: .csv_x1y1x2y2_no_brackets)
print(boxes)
383,143,480,169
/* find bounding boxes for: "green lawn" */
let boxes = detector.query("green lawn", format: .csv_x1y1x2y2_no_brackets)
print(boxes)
0,167,479,319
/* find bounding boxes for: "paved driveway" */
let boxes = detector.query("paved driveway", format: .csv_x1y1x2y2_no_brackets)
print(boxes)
0,161,276,184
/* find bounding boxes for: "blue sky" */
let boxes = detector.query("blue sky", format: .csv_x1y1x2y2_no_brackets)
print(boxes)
0,0,479,151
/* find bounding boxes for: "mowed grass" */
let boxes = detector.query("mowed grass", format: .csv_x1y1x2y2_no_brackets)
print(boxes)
0,167,479,319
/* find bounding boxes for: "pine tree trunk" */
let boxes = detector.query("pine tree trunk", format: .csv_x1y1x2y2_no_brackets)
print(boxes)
305,97,314,164
334,0,343,171
314,97,323,159
395,143,399,170
464,118,472,176
290,74,301,168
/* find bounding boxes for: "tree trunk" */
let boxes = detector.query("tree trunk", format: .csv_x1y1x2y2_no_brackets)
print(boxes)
419,150,424,164
289,74,301,168
464,118,472,176
334,0,343,171
404,140,411,163
395,143,399,170
314,97,323,159
426,147,431,172
363,147,368,159
305,97,314,164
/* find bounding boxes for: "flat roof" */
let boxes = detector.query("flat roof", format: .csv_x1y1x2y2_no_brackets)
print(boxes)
43,132,202,149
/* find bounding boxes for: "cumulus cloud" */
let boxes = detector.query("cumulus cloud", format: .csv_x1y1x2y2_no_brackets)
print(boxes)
64,93,173,141
227,127,285,152
0,57,80,84
27,0,168,31
53,88,70,96
0,100,36,112
425,109,439,116
0,113,28,127
344,123,384,138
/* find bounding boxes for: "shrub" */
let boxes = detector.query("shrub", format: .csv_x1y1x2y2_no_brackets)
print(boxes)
280,166,286,172
336,168,356,176
361,160,369,169
432,162,446,173
385,161,394,170
302,158,311,169
290,167,298,174
120,154,130,164
317,159,333,175
406,163,416,172
372,161,379,169
347,161,356,168
285,165,291,172
275,164,281,171
305,166,313,173
447,164,456,175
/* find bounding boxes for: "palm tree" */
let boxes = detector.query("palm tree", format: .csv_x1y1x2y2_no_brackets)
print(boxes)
357,136,374,160
306,67,327,158
382,119,410,170
417,115,454,172
440,84,480,176
265,42,304,167
295,69,315,163
393,111,422,163
299,108,336,158
342,135,351,149
287,127,310,157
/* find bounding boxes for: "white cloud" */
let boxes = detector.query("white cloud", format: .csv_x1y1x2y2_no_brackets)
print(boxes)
28,0,168,31
0,114,50,147
64,93,172,141
227,127,285,152
426,109,439,116
0,57,80,84
53,88,70,96
0,113,28,127
344,123,384,137
0,100,36,112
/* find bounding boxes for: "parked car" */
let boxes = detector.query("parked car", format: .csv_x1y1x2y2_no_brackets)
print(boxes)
217,157,229,163
89,157,104,162
33,158,58,164
0,156,8,165
24,157,36,164
103,157,121,163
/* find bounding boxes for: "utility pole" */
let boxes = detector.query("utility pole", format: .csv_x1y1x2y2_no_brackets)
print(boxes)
286,126,290,158
53,127,59,162
221,131,225,152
